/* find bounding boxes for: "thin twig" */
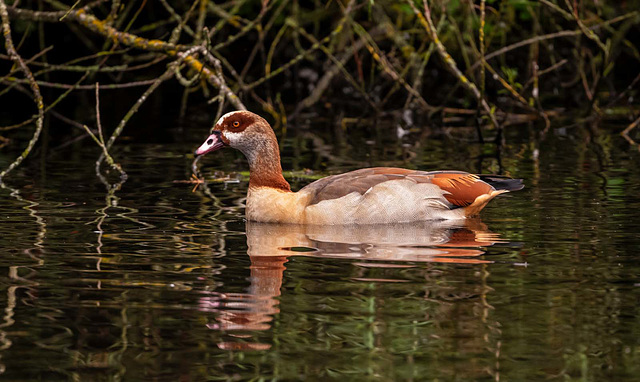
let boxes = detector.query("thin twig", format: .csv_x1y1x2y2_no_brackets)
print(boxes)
479,0,486,99
245,0,356,91
606,71,640,108
408,0,500,129
351,22,434,111
468,12,637,74
621,115,640,149
81,83,127,177
563,0,608,54
0,0,45,180
0,71,91,131
7,5,246,109
0,77,161,90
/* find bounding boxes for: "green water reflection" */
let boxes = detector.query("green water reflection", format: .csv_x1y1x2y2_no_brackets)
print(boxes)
1,120,639,381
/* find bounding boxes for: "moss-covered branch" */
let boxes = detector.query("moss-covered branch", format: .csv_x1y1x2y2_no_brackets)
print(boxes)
7,5,245,110
0,0,44,180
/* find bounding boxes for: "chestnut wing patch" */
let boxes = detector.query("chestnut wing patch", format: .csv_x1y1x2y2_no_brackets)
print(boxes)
429,173,494,207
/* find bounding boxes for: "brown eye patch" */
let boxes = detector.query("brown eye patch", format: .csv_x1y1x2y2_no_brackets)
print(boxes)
219,111,258,133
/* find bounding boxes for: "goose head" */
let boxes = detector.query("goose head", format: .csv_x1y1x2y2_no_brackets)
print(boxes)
194,111,290,191
195,111,276,158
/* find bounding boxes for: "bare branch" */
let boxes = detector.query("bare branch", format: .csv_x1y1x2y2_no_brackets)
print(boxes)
408,0,500,129
0,0,45,180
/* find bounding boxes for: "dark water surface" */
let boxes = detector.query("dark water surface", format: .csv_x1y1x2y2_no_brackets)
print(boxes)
1,119,640,381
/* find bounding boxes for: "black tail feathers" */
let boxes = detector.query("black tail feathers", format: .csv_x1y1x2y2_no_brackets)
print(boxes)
479,175,525,192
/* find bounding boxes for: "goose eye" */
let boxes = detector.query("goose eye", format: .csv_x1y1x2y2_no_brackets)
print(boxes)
232,121,240,128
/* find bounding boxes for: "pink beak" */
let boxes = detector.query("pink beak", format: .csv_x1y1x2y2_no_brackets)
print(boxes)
195,132,225,156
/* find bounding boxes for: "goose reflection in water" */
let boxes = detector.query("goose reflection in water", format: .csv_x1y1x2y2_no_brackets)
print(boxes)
204,219,504,350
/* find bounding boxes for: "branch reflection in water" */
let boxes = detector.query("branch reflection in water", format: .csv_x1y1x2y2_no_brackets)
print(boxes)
203,219,504,351
0,181,45,374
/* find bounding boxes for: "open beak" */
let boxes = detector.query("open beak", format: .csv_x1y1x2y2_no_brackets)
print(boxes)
195,132,225,156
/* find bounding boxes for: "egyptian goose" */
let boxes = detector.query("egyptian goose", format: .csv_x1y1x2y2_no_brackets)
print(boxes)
195,111,523,224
